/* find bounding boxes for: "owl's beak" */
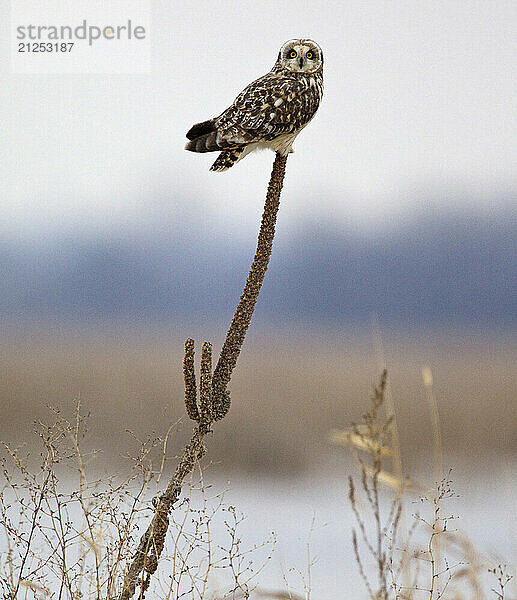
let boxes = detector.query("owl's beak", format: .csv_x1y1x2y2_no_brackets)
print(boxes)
298,57,304,69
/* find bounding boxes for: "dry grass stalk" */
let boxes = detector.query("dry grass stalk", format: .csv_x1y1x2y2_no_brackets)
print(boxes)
340,371,514,600
344,374,460,600
329,429,393,457
421,367,443,486
371,318,404,496
119,153,288,600
347,370,402,600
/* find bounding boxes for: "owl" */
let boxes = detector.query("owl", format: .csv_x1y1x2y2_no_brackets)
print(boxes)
185,39,323,171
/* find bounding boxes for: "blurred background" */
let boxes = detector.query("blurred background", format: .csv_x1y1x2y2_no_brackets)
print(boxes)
1,0,515,596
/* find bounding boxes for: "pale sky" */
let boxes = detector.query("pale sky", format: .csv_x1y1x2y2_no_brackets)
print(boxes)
1,0,516,239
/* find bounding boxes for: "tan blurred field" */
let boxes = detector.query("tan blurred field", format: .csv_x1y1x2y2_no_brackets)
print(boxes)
1,325,515,476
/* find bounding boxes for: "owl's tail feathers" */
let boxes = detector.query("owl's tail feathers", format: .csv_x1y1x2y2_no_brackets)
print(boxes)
186,119,215,141
210,147,246,172
185,131,222,153
185,118,226,153
185,118,245,169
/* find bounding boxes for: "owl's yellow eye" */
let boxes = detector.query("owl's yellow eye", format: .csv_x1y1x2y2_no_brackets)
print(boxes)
306,51,313,59
289,50,297,58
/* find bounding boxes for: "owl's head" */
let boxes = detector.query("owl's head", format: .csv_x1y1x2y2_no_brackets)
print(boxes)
277,39,323,74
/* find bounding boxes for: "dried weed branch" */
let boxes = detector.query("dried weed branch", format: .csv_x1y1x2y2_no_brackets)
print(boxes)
412,472,458,600
0,404,161,600
0,409,275,600
343,375,463,600
346,370,402,600
335,371,514,600
489,564,513,600
119,153,288,599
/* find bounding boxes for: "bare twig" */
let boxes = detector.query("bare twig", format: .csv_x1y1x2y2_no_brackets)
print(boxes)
489,564,513,600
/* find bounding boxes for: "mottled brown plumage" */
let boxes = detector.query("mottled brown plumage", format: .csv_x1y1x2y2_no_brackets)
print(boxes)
186,39,323,171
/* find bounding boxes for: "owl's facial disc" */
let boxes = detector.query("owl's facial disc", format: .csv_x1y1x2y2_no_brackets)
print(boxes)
280,39,323,73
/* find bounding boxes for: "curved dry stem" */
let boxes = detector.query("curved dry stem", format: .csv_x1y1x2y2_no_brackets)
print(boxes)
211,153,287,418
118,152,288,600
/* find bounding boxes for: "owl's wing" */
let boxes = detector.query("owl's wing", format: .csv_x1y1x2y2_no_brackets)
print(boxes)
214,73,316,145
